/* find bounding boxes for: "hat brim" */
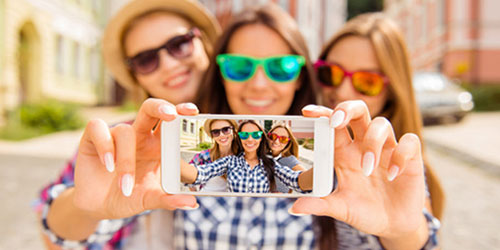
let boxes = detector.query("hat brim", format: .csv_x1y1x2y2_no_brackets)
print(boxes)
102,0,221,92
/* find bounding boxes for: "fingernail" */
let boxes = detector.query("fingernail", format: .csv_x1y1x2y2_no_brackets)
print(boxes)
121,174,134,197
179,204,199,210
104,153,115,173
184,103,198,110
288,207,307,216
302,104,317,112
159,105,177,115
330,110,345,128
362,152,375,176
387,165,399,181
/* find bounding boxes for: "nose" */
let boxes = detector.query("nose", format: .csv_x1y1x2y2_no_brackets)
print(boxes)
335,77,357,100
246,67,271,90
157,49,180,71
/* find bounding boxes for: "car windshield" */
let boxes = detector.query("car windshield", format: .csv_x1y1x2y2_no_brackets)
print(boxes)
413,73,453,92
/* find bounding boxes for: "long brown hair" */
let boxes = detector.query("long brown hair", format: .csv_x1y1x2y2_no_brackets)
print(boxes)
195,3,317,114
268,123,299,158
237,120,276,188
318,12,444,220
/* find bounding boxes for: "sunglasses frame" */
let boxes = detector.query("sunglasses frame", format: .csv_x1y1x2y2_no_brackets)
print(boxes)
267,132,290,144
216,54,305,83
314,60,389,96
126,28,201,74
210,126,233,138
238,131,264,140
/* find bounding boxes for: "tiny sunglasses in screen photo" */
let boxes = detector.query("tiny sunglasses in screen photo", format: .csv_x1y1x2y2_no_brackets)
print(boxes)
267,133,290,144
238,131,264,140
210,126,233,137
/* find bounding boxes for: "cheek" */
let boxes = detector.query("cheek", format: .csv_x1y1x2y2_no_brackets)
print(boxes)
274,83,296,101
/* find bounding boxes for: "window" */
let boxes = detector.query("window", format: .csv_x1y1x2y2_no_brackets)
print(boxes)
73,41,81,77
182,119,187,132
190,122,195,134
90,46,100,83
56,35,64,74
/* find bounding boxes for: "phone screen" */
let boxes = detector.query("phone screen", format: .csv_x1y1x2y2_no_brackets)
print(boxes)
179,117,315,194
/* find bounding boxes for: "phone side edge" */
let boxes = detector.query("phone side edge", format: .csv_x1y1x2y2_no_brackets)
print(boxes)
161,119,181,194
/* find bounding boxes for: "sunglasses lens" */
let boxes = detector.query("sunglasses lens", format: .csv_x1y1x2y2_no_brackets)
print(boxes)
221,126,232,135
267,56,301,82
219,56,253,82
130,50,159,74
166,35,194,59
352,72,385,96
331,65,345,86
250,131,263,139
210,129,221,137
317,66,333,86
238,132,249,140
279,137,289,144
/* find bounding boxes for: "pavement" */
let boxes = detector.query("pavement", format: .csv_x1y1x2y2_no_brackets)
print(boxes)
422,111,500,177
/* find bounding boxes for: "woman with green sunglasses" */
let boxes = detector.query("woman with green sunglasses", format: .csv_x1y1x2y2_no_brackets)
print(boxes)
180,120,313,193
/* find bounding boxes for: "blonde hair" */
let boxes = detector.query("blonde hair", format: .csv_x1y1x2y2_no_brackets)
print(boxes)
318,13,445,220
268,123,299,158
204,119,239,161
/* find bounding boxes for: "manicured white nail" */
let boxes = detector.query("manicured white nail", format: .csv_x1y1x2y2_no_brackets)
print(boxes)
121,174,134,197
159,105,177,115
288,207,307,216
387,165,399,181
302,104,317,112
184,103,198,110
179,204,199,210
104,153,115,173
330,110,345,128
362,152,375,176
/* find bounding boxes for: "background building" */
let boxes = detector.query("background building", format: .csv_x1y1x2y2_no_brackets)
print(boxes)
385,0,500,85
198,0,346,59
0,0,113,124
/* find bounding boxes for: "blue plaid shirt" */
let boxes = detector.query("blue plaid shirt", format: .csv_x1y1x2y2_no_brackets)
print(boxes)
193,153,303,193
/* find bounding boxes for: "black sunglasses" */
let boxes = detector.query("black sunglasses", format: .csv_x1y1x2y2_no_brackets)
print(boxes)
126,28,200,75
210,126,233,137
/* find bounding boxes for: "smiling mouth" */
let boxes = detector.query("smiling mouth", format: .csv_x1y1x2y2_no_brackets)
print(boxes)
244,98,273,107
164,70,190,88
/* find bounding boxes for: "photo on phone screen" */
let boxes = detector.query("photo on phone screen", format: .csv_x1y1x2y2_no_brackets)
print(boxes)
179,117,314,194
161,114,334,197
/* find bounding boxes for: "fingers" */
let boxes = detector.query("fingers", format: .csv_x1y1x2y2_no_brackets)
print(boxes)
176,103,199,116
387,133,423,181
361,117,397,177
302,104,333,118
81,119,115,172
133,98,178,134
332,100,371,140
111,124,136,197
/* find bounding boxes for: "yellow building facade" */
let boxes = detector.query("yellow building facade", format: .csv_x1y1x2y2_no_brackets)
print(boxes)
0,0,111,123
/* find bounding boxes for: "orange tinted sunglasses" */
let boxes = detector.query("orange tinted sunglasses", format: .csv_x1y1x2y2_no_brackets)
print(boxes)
314,60,388,96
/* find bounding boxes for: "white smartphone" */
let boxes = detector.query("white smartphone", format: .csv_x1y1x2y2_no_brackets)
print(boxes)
161,114,334,197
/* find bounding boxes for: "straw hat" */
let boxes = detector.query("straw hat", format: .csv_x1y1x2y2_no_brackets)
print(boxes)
102,0,221,93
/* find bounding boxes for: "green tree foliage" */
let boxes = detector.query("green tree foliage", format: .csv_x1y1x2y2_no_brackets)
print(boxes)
347,0,384,20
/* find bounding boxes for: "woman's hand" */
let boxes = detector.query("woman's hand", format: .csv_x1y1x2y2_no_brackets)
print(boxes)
292,101,426,240
73,99,200,220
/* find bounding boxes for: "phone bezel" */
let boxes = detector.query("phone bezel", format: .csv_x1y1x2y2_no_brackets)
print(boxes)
161,114,334,197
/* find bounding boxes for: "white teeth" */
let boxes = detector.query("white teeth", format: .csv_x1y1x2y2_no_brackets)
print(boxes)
166,74,187,87
244,99,272,107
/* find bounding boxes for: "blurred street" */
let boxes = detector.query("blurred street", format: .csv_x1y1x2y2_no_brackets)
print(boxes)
0,109,499,249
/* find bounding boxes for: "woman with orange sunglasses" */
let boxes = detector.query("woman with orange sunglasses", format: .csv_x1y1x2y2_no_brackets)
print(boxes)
312,12,445,248
267,123,307,193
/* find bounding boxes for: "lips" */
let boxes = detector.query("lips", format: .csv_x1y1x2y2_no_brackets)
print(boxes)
163,70,190,88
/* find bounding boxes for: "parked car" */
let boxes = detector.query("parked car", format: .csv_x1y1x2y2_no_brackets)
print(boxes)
413,72,474,124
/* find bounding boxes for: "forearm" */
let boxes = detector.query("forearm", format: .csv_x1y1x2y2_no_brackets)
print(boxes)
298,168,313,191
181,160,198,184
379,213,429,250
46,187,101,241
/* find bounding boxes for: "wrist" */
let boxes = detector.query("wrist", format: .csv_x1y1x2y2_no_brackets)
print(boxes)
379,213,429,250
